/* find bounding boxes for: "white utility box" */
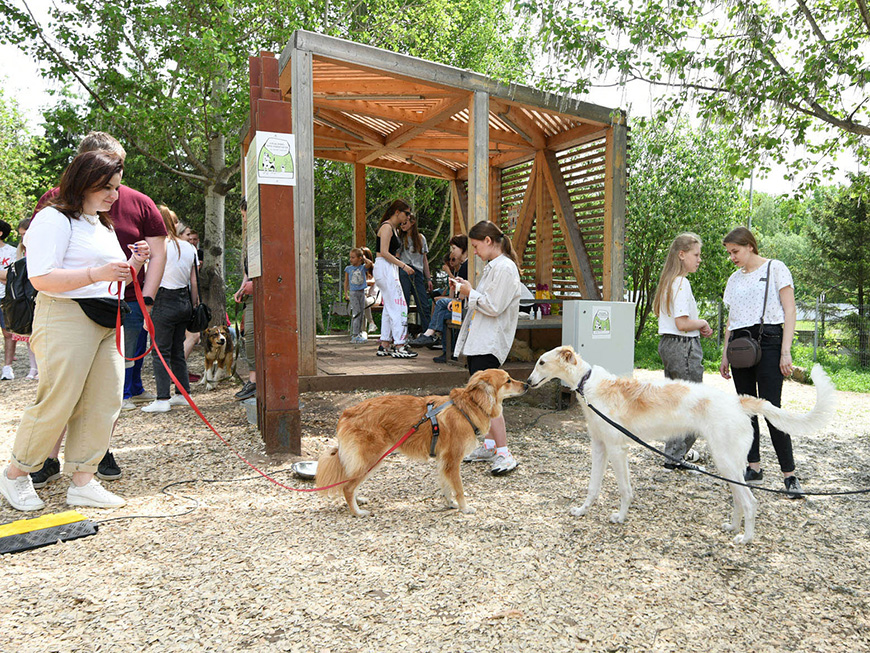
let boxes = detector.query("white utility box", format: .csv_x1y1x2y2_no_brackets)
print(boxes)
561,300,636,377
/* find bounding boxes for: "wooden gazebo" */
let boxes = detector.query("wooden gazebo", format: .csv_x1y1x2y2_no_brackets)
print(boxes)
242,31,626,452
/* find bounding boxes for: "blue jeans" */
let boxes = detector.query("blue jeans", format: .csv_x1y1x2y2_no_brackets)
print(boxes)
123,303,146,399
399,266,431,332
150,288,192,399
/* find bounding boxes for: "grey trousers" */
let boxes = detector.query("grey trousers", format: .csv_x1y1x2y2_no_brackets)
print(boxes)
658,334,704,460
348,289,366,337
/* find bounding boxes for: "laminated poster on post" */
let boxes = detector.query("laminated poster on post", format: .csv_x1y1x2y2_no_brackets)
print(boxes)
255,131,297,186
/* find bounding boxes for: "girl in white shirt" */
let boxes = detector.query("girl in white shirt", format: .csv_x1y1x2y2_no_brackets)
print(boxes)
652,233,713,469
141,206,199,413
453,221,523,476
720,226,802,498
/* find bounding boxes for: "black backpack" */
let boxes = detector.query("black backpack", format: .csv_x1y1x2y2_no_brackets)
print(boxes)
1,258,37,335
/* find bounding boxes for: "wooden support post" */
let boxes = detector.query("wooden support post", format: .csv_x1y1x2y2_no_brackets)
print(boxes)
604,115,627,301
510,156,537,264
247,53,301,454
291,47,317,377
468,90,489,283
353,163,366,248
490,167,501,225
450,180,469,234
535,155,553,291
541,149,602,300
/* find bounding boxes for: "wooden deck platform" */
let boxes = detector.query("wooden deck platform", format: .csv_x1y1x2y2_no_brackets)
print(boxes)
300,335,536,393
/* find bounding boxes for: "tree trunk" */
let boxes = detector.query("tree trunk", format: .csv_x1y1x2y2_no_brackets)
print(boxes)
202,178,227,327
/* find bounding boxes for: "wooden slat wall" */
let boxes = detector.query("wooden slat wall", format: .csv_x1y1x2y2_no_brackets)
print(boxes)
498,135,608,298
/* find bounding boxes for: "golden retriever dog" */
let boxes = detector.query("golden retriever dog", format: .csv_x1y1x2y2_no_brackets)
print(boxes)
527,346,835,544
316,369,527,516
199,325,234,391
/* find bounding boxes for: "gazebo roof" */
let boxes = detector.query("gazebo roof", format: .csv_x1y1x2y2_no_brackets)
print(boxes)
275,31,620,180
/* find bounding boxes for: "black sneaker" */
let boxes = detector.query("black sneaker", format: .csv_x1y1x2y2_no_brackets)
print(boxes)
30,457,62,489
234,381,256,401
96,451,122,481
784,475,804,499
376,346,390,357
409,334,436,348
744,466,764,482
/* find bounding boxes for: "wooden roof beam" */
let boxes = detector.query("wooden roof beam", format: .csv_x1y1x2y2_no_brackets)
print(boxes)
490,99,546,149
359,95,469,164
313,108,385,146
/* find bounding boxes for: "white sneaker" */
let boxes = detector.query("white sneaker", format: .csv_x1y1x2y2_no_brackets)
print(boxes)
1,365,14,380
463,445,496,463
491,453,518,476
0,468,45,511
169,395,189,407
121,399,137,410
67,478,126,508
26,369,38,380
683,448,701,463
130,391,155,404
141,399,171,413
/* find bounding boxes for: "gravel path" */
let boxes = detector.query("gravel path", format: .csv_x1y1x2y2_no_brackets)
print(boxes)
2,352,869,652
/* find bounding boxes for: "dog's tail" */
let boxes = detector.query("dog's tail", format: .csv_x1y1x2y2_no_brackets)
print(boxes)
738,365,836,436
315,446,349,498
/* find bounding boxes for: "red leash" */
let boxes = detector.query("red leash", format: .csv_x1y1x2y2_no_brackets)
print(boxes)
114,267,419,492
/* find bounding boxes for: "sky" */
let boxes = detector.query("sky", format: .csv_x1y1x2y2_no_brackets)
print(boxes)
0,26,861,197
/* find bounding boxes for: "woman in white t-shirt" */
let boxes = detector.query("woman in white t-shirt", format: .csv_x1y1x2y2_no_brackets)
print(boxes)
141,206,199,414
652,233,713,469
720,226,802,499
0,150,150,512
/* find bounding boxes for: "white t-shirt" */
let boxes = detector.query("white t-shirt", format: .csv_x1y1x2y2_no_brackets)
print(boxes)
658,276,700,337
723,259,793,329
0,243,16,299
25,206,127,300
160,239,198,290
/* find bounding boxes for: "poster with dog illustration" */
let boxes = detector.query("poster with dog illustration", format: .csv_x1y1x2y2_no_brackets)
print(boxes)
591,306,611,339
255,131,296,186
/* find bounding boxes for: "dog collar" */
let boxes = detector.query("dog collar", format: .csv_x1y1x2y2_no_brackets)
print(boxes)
575,369,592,396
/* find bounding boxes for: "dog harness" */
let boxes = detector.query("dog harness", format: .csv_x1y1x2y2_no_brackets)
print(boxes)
575,369,592,396
425,400,481,457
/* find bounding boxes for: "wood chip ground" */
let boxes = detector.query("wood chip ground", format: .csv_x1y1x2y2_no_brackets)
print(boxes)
1,352,869,651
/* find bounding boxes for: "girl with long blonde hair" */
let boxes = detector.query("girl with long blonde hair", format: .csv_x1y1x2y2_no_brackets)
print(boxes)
653,232,713,470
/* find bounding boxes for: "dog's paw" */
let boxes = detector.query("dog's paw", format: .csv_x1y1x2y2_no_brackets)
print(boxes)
351,509,371,517
459,505,476,514
721,521,736,532
609,511,626,524
356,496,369,505
732,533,752,545
568,505,589,517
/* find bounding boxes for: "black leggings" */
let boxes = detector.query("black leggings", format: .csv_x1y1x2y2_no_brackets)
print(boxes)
730,324,795,473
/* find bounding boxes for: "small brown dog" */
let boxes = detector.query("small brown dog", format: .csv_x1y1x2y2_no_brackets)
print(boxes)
199,325,234,391
316,369,527,516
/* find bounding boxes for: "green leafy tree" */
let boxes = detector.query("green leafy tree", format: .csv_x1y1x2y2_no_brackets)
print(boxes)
2,0,531,320
0,87,40,228
524,0,870,183
626,117,741,339
806,173,870,365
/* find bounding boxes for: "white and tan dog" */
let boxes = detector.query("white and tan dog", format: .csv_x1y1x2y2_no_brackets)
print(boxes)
527,346,836,544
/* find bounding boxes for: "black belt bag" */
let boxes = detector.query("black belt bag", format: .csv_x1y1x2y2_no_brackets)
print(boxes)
74,297,131,328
